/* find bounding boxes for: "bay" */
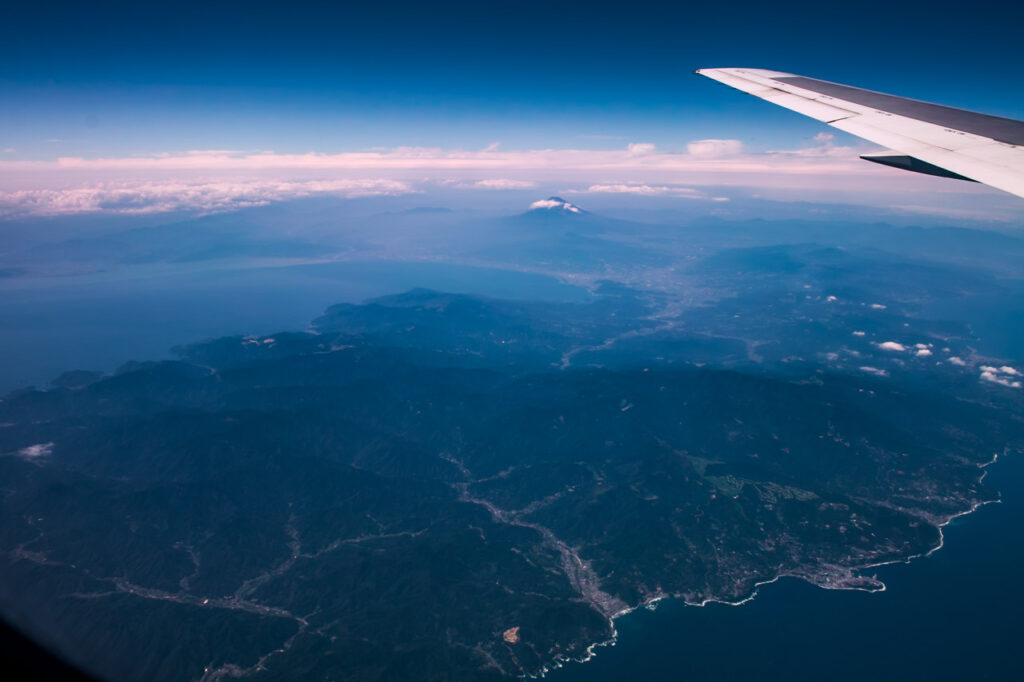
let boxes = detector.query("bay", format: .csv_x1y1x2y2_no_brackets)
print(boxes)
0,259,589,393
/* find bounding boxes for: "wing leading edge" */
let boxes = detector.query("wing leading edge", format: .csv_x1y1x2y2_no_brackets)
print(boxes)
697,68,1024,199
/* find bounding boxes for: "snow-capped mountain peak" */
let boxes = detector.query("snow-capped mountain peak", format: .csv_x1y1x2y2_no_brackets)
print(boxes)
527,197,584,214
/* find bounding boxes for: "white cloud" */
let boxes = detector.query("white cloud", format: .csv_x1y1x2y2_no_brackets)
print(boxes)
627,142,656,156
465,178,537,190
579,184,706,197
779,141,860,159
0,178,414,217
1000,366,1021,376
915,349,932,357
948,356,966,366
980,370,1022,388
852,331,866,337
859,366,888,377
686,139,743,159
766,131,867,160
17,442,53,459
826,295,837,302
877,341,906,352
870,303,887,310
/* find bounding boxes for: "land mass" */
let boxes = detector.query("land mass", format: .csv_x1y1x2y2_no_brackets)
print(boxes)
1,268,1021,680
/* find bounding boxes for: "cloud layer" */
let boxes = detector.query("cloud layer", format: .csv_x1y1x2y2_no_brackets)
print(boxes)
0,137,1004,218
1,140,858,175
0,178,412,217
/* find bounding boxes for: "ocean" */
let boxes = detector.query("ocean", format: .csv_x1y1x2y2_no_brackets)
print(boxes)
0,259,590,393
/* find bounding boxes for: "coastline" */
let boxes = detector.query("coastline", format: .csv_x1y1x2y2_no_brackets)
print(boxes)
541,447,1013,679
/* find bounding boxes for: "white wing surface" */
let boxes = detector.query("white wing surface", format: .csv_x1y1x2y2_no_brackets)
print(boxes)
697,68,1024,199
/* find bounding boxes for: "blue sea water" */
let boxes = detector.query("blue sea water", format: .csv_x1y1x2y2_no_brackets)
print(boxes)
0,260,590,393
553,454,1024,682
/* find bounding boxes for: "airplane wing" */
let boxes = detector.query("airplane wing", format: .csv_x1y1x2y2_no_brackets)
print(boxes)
697,68,1024,199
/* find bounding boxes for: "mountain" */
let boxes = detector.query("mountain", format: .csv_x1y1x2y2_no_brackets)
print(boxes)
1,283,1019,682
524,196,586,215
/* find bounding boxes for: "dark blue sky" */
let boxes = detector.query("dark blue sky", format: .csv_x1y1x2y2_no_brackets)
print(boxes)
3,0,1022,157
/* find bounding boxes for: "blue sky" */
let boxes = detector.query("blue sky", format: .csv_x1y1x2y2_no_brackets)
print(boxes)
5,0,1023,155
2,0,1022,218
